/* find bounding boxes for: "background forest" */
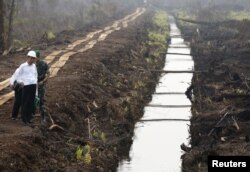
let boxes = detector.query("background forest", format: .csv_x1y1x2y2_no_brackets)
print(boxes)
0,0,143,52
0,0,250,52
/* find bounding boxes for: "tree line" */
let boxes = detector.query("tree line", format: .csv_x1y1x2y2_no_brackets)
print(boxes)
0,0,143,53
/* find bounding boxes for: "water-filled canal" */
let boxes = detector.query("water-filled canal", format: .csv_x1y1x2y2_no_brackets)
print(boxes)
117,16,194,172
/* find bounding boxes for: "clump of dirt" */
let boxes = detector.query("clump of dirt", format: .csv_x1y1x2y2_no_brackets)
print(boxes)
0,11,166,171
178,18,250,171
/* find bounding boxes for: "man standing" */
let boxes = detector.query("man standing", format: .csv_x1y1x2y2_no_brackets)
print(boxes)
35,50,49,121
10,50,37,124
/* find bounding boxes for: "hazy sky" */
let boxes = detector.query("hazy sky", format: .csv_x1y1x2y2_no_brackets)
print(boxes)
148,0,250,9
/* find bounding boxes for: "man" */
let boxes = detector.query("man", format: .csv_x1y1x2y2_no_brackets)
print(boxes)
35,50,49,121
10,50,37,124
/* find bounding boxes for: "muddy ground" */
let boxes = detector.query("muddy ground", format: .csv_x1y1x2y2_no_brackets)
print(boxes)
178,19,250,171
0,9,166,171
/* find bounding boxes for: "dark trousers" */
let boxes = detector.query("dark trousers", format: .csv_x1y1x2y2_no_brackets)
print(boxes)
32,85,46,117
21,84,36,123
11,89,23,118
38,85,45,118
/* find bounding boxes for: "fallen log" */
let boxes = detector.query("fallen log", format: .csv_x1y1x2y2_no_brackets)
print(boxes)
139,118,189,122
154,92,185,95
168,46,189,48
166,52,191,55
170,34,183,37
147,104,191,108
177,17,227,26
171,35,191,38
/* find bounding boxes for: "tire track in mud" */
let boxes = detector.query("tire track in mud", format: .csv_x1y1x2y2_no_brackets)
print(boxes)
0,7,146,106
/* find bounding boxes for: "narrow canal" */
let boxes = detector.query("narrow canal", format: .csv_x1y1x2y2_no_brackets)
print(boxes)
117,16,194,172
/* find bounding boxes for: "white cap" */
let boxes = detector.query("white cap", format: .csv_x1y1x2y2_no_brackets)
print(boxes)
27,50,37,58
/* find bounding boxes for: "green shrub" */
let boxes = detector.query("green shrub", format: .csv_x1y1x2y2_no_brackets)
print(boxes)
146,10,169,60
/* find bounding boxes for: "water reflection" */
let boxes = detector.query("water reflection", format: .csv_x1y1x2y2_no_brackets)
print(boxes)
117,121,190,172
142,107,191,120
163,60,194,71
168,48,191,54
149,94,191,106
171,38,185,45
157,73,192,93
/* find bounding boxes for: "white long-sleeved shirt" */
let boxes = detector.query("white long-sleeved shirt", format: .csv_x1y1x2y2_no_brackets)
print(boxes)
10,62,37,86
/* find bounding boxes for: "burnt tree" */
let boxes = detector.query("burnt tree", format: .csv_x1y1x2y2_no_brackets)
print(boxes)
6,0,15,51
0,0,4,51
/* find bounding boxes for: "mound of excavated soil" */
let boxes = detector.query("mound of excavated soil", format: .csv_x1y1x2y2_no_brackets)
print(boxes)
179,19,250,172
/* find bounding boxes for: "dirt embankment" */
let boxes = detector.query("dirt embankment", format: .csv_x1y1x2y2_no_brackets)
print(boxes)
0,10,167,171
178,19,250,171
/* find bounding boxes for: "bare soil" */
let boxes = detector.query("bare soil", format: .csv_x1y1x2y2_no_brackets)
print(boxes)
179,19,250,171
0,10,165,171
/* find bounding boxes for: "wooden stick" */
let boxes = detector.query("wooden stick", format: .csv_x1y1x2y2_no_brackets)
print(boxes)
49,124,65,131
168,46,189,48
150,70,204,73
44,106,65,131
154,92,185,95
177,17,220,25
47,111,55,125
170,34,183,37
87,118,92,140
139,118,189,122
241,74,250,89
208,111,230,136
166,52,191,55
147,104,191,108
231,116,240,130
